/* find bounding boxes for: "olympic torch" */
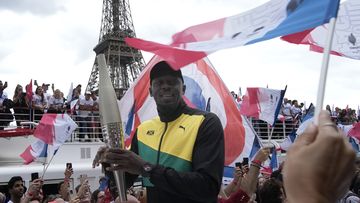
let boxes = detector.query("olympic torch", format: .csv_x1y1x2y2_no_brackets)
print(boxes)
97,54,127,201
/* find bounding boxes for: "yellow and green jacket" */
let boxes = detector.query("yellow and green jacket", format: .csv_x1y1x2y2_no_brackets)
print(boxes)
127,104,224,203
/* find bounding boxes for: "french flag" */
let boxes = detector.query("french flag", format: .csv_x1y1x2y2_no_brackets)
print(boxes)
34,114,78,149
296,103,315,135
26,79,33,102
20,139,48,164
282,0,360,60
126,0,340,69
20,114,77,164
240,87,285,126
119,56,257,166
279,129,297,151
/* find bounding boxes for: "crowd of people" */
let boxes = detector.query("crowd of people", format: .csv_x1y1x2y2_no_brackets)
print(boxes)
230,91,360,125
1,61,358,203
1,165,146,203
0,80,102,141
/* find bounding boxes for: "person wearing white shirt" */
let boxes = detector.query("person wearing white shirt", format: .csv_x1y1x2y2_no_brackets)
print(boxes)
78,91,94,141
48,89,65,113
32,86,48,121
0,80,12,129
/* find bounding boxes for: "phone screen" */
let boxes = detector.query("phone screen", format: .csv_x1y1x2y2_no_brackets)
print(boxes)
66,163,72,169
235,162,242,168
31,172,39,181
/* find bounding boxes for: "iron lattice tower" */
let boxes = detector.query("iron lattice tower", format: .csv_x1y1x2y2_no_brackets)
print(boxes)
86,0,145,97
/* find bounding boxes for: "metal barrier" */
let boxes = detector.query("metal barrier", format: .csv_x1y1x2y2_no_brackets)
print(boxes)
1,109,346,142
0,109,102,142
248,118,300,140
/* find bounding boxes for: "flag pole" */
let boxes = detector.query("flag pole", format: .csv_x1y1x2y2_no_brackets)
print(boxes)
243,117,264,148
41,152,56,179
314,17,337,125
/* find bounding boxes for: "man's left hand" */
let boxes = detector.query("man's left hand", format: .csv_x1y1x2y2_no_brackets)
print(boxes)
103,148,147,175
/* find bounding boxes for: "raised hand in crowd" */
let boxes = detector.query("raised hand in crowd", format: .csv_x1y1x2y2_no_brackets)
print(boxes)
221,148,270,203
284,110,356,203
22,179,44,203
64,164,73,179
239,148,270,196
58,165,73,201
77,178,91,202
222,166,243,198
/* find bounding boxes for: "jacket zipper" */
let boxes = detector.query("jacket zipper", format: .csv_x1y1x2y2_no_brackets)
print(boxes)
156,122,168,164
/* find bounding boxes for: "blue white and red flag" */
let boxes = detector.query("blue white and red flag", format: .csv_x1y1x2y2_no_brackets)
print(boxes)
20,139,48,164
34,114,77,149
282,0,360,60
240,87,285,126
119,56,257,166
126,0,340,69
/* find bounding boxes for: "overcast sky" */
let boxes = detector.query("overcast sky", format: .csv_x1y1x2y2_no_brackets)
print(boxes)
0,0,359,109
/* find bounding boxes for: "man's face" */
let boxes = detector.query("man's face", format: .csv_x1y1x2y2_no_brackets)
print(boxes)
150,75,185,106
9,180,24,198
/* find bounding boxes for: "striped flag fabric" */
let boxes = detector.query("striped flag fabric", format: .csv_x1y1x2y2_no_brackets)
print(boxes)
20,139,48,164
25,79,33,102
279,129,297,151
126,0,340,69
34,114,77,147
119,56,257,166
20,114,78,164
239,87,286,126
282,0,360,60
296,103,315,135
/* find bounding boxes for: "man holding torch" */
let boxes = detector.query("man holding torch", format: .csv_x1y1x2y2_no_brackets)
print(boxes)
94,61,225,203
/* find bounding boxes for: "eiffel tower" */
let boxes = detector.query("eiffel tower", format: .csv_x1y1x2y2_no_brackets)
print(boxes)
86,0,145,98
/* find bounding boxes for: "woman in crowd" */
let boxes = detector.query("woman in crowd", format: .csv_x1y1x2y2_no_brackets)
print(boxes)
32,86,48,121
12,84,30,126
48,89,65,113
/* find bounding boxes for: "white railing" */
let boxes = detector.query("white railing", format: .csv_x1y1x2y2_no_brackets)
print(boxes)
0,108,102,142
0,108,302,142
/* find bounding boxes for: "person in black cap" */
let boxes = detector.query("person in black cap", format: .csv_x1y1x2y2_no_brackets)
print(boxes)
93,61,224,203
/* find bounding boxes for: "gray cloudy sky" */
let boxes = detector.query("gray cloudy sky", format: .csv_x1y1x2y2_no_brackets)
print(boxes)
0,0,359,109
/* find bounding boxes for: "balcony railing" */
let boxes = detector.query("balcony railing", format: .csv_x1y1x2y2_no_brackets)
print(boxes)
0,108,309,142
